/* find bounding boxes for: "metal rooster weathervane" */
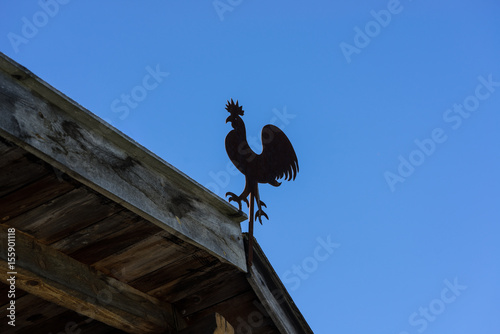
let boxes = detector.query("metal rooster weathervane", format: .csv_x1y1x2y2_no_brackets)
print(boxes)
224,99,299,268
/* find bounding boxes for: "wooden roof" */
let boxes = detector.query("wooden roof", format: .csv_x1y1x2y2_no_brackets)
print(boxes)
0,53,312,334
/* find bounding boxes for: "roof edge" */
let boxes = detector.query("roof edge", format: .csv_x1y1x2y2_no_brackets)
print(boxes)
245,234,314,334
0,52,248,270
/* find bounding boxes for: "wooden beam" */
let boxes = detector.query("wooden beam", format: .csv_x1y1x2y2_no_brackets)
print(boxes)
176,313,234,334
0,225,176,333
245,235,313,334
0,53,247,271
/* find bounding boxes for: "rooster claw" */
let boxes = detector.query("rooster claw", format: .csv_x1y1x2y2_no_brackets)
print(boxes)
255,209,269,224
225,192,249,211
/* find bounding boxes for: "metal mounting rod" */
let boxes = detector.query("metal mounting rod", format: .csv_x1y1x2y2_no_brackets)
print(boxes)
247,192,255,268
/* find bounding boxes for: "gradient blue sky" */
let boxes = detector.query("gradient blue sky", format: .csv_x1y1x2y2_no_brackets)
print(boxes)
1,1,499,333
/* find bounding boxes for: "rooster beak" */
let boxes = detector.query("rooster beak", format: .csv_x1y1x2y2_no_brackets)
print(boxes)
225,116,231,124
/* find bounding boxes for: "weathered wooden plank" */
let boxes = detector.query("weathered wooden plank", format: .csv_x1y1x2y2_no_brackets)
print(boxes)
65,317,129,334
0,173,76,222
67,218,163,265
93,232,191,282
49,210,135,254
185,290,279,334
15,310,89,334
0,144,24,168
0,136,16,155
0,293,68,332
7,187,121,244
161,263,249,316
0,282,27,308
16,309,126,334
147,254,227,303
129,250,220,295
0,154,49,197
247,266,293,334
246,236,313,334
50,210,153,254
0,55,247,271
0,225,177,333
176,313,234,334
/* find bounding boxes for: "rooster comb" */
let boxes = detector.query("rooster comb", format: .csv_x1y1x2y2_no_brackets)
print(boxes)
226,99,244,116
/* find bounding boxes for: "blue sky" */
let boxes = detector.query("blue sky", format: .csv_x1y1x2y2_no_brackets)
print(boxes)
1,1,499,333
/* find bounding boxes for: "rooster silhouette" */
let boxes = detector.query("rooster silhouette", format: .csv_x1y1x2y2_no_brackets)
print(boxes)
225,99,298,266
225,99,299,222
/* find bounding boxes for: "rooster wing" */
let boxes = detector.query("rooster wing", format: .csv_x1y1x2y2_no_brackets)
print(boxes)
257,124,299,185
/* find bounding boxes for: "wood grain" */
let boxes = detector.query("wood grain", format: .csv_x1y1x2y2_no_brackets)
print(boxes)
0,67,246,270
176,313,234,334
0,225,175,333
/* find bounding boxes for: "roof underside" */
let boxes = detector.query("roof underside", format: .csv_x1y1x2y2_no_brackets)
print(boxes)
0,52,312,334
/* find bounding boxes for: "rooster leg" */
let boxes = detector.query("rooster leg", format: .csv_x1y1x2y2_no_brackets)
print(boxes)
225,183,250,211
253,185,269,224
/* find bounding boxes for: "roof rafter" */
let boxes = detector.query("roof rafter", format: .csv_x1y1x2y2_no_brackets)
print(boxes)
0,225,177,333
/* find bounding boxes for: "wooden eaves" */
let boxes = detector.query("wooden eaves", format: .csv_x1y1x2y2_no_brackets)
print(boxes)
0,52,313,334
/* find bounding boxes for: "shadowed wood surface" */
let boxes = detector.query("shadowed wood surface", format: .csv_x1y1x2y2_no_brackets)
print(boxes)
0,52,312,334
0,140,295,333
0,226,176,334
176,313,234,334
0,56,246,270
